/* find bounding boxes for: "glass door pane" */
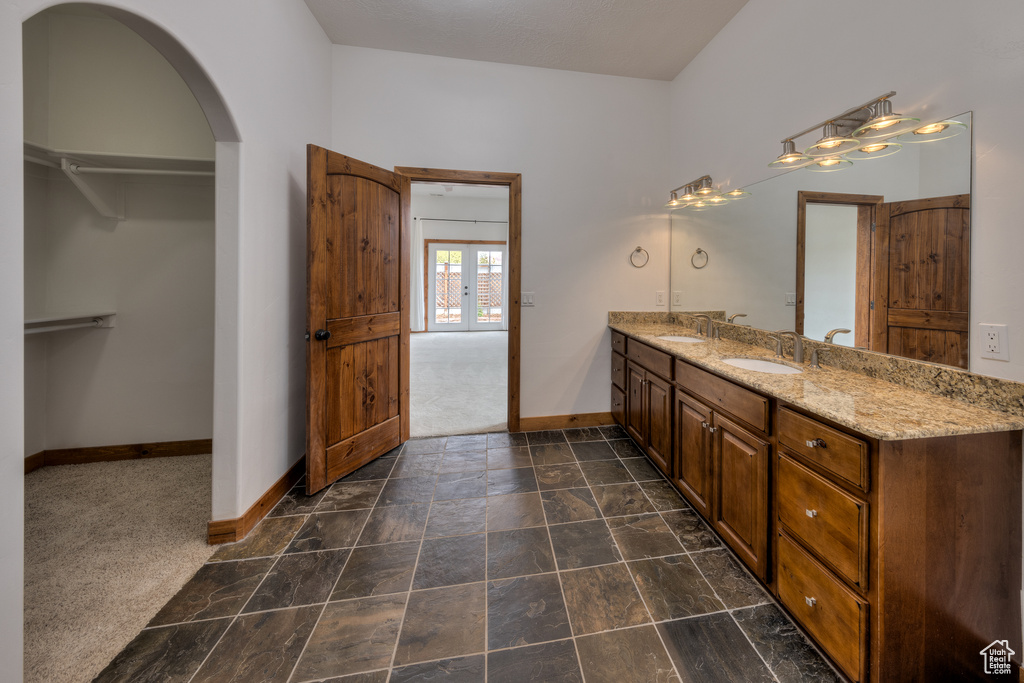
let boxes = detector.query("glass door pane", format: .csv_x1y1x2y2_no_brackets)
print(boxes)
428,244,468,331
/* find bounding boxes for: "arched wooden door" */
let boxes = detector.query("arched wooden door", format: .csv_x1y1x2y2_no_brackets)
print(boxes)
305,145,410,494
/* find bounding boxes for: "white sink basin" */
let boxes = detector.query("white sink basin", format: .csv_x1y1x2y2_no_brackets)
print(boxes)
657,335,705,343
722,357,803,375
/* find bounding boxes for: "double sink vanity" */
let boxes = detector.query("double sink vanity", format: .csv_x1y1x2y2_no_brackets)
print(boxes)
609,311,1023,682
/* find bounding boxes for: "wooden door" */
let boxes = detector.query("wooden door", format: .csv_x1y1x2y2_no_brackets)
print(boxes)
625,361,645,446
674,392,713,518
646,373,672,476
883,194,970,368
713,412,769,579
306,145,410,494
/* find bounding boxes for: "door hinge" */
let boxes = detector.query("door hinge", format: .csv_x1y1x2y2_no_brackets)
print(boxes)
869,301,875,310
871,222,876,232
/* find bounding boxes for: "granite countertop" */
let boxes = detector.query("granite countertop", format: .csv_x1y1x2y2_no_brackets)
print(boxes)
610,321,1024,441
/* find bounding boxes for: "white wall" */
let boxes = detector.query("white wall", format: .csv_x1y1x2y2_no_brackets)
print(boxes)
1,1,333,675
34,8,215,159
30,173,216,451
333,46,671,418
669,0,1024,382
804,204,857,344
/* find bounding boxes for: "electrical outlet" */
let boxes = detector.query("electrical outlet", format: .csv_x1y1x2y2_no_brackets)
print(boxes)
656,291,666,307
522,292,535,307
672,291,682,306
785,292,797,306
980,323,1009,361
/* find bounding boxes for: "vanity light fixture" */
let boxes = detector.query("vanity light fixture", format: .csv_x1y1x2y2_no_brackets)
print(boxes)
805,123,861,157
769,140,813,169
852,98,920,140
896,119,967,143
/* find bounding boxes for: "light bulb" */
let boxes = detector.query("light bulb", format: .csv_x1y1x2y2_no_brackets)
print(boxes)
914,122,947,135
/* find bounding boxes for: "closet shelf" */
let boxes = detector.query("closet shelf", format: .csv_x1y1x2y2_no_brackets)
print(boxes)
24,142,214,221
25,311,116,335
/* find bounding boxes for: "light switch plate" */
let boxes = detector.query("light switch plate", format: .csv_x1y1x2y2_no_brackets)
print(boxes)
522,292,535,307
785,292,796,306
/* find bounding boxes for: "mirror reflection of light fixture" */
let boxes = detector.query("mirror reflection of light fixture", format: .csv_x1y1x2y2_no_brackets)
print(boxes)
896,119,968,143
852,99,919,140
807,156,853,172
667,175,716,210
845,140,902,160
805,123,861,157
722,188,750,200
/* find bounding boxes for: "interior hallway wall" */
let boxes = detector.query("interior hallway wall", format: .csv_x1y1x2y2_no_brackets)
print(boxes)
1,2,333,675
332,45,671,419
668,0,1024,382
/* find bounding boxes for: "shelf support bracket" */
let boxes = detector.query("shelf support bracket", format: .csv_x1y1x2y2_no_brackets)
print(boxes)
60,158,125,221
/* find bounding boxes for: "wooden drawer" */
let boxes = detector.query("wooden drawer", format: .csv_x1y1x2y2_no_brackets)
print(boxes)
611,330,626,356
675,360,769,434
778,408,869,491
778,532,868,682
777,454,868,590
611,351,626,390
611,384,625,426
627,340,673,380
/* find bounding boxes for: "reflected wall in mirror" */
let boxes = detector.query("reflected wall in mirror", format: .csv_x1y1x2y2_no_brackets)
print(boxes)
670,111,972,369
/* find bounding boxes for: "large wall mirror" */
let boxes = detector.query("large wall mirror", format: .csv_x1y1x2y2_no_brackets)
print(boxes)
670,111,972,369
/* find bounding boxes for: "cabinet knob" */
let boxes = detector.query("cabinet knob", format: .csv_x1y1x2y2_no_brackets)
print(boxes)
805,509,818,518
701,421,709,429
708,427,718,434
805,596,817,607
314,329,331,341
805,438,827,449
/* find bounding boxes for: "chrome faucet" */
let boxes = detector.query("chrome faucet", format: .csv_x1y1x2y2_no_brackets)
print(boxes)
727,313,747,323
825,328,851,344
693,314,712,337
775,330,805,363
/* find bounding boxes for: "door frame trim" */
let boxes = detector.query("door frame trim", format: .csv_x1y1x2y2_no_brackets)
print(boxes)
396,167,522,432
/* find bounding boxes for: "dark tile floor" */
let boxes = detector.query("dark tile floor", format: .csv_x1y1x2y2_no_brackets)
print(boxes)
96,427,843,683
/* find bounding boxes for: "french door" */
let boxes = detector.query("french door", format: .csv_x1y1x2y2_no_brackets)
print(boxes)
427,242,506,332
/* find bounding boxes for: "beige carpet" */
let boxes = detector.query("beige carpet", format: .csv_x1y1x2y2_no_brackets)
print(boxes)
24,454,214,683
410,331,508,437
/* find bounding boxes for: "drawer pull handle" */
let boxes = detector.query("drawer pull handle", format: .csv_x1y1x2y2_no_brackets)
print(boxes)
805,596,817,607
805,438,827,449
805,509,818,518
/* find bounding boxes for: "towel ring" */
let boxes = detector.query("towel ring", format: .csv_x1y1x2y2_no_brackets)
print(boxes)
629,246,650,268
691,248,709,269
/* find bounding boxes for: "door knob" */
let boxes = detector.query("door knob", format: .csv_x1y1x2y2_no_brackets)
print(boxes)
314,329,331,341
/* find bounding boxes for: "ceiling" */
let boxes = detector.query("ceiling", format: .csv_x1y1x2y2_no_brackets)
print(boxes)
303,0,749,81
411,182,509,199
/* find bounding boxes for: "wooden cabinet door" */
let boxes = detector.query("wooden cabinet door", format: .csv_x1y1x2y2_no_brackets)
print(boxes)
674,392,713,518
713,412,769,579
625,361,645,446
646,372,672,476
306,145,410,494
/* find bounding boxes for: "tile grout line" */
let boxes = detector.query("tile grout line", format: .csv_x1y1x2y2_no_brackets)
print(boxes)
285,464,391,683
183,505,331,683
593,472,685,683
535,432,587,682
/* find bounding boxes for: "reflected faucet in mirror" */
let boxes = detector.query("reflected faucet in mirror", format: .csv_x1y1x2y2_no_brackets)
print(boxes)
728,313,747,323
825,328,851,344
